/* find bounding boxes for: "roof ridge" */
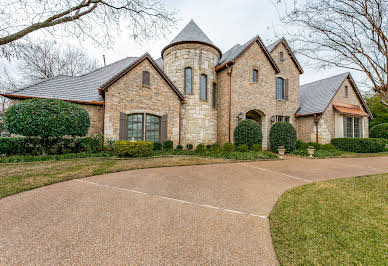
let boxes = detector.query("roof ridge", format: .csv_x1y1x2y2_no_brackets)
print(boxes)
12,76,59,94
82,56,138,77
301,72,349,88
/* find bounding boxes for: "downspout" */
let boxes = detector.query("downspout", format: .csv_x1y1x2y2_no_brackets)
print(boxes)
178,99,185,145
102,97,105,135
313,115,320,143
227,65,233,143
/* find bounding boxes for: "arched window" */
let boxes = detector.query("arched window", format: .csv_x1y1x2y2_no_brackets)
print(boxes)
276,77,284,99
344,85,348,97
184,67,192,94
142,71,150,86
128,113,144,141
200,74,207,101
212,83,216,108
127,113,161,142
252,69,258,83
280,51,285,62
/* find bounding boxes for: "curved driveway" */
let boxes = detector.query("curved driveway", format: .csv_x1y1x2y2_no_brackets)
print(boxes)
1,156,388,264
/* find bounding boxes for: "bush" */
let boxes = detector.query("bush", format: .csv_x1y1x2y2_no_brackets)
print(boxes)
186,144,193,150
210,143,221,153
251,144,262,152
331,138,387,153
233,119,262,147
153,142,162,151
296,140,309,150
195,143,206,153
113,141,153,157
237,144,249,152
104,139,116,151
370,123,388,140
176,144,183,150
223,142,235,152
321,144,336,151
307,142,322,150
163,140,173,150
269,122,297,152
206,144,212,150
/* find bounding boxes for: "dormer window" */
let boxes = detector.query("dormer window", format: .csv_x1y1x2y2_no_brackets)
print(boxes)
280,51,285,62
142,71,150,86
252,69,258,83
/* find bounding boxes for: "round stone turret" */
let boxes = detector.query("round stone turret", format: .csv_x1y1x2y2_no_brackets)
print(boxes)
162,20,221,146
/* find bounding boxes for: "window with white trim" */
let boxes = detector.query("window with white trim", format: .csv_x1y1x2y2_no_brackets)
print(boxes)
344,117,363,138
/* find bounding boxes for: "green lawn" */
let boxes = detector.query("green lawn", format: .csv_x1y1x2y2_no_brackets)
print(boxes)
270,173,388,265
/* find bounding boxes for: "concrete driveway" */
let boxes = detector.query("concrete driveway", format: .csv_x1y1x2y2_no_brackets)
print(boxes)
1,156,387,264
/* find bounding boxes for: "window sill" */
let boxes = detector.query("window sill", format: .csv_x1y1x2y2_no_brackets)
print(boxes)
276,98,288,102
142,85,151,89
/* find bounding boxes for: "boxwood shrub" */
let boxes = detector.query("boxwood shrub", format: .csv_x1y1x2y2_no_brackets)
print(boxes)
163,140,173,150
269,122,297,152
251,144,262,152
237,144,249,152
331,138,387,153
113,141,153,157
233,119,262,147
195,143,206,153
370,123,388,140
223,142,235,152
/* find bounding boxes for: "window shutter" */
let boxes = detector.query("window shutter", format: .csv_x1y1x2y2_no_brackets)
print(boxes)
119,113,128,140
285,79,289,100
343,117,347,137
161,115,168,142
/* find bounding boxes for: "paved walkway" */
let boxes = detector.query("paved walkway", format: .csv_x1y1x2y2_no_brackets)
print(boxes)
1,156,387,264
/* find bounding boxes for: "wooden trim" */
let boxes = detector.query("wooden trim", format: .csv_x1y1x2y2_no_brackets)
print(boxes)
215,60,234,72
161,40,222,59
0,93,104,106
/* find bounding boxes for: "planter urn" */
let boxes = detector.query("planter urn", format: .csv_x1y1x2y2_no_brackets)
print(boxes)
277,148,286,159
307,147,315,158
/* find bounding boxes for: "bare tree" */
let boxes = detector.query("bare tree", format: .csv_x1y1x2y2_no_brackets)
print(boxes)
0,67,17,113
0,0,177,58
19,41,99,81
277,0,388,107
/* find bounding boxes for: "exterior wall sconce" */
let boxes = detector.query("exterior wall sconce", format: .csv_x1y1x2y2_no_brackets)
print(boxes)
237,112,244,122
270,116,276,124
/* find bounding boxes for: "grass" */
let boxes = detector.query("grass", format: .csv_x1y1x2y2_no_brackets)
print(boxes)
270,173,388,265
0,156,230,199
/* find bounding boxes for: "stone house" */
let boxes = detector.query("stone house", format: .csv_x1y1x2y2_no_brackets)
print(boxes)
1,20,372,148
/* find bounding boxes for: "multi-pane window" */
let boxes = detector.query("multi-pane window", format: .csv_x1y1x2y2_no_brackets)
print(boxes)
345,85,348,97
142,71,150,86
276,77,284,99
346,117,353,138
252,69,258,83
344,117,363,138
145,114,161,142
128,113,161,142
276,115,290,122
128,114,144,141
212,83,216,108
184,67,192,94
354,118,360,138
200,74,207,100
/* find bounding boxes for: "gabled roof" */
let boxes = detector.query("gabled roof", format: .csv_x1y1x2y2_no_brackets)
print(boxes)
267,38,304,74
296,72,372,117
161,20,221,58
2,54,184,104
216,36,280,73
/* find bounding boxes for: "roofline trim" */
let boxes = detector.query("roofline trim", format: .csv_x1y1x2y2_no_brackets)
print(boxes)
295,112,323,118
0,94,104,106
270,38,304,74
99,53,185,101
161,40,222,59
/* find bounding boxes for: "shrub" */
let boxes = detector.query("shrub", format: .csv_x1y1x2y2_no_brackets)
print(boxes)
251,144,262,152
331,138,387,153
195,143,206,153
223,142,235,152
210,143,221,153
269,122,297,152
104,139,116,151
113,141,153,157
237,144,249,152
233,119,262,147
296,140,309,150
186,144,193,150
307,142,322,150
370,123,388,140
321,144,336,151
153,142,162,151
176,144,183,150
163,140,173,150
206,144,212,150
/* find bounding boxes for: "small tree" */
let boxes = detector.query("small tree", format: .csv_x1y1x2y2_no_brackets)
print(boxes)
269,122,297,152
234,119,263,147
5,99,90,154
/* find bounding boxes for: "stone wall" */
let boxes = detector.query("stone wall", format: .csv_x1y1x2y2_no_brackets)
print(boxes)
163,43,219,146
216,41,301,149
104,58,181,144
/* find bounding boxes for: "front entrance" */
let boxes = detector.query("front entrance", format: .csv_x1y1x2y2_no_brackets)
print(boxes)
246,110,263,128
245,109,267,149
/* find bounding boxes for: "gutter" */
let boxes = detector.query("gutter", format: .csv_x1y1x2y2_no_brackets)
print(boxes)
0,94,104,106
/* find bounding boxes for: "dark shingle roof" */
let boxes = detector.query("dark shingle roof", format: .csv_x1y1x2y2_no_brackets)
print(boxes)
8,57,139,103
267,39,282,52
155,58,164,71
297,72,350,115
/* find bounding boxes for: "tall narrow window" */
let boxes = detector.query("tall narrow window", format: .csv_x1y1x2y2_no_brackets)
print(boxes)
354,117,360,138
252,69,258,83
212,83,216,108
280,51,285,62
184,67,192,94
276,77,284,99
145,114,161,142
142,71,150,86
346,117,353,138
344,85,348,97
200,74,207,101
128,114,144,141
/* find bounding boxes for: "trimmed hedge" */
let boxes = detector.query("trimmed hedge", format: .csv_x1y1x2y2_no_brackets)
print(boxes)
370,123,388,140
223,142,235,152
269,122,297,152
331,138,387,153
233,119,262,147
113,141,153,157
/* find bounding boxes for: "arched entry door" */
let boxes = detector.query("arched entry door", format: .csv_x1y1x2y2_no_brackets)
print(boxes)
246,109,264,128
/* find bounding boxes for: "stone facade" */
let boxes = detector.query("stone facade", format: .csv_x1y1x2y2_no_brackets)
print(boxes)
103,58,181,143
216,41,301,149
163,43,219,146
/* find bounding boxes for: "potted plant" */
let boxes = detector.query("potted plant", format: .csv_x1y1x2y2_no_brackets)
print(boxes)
307,146,315,158
277,145,286,159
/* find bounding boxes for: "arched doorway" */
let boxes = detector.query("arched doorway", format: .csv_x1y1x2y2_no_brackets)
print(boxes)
246,109,263,128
